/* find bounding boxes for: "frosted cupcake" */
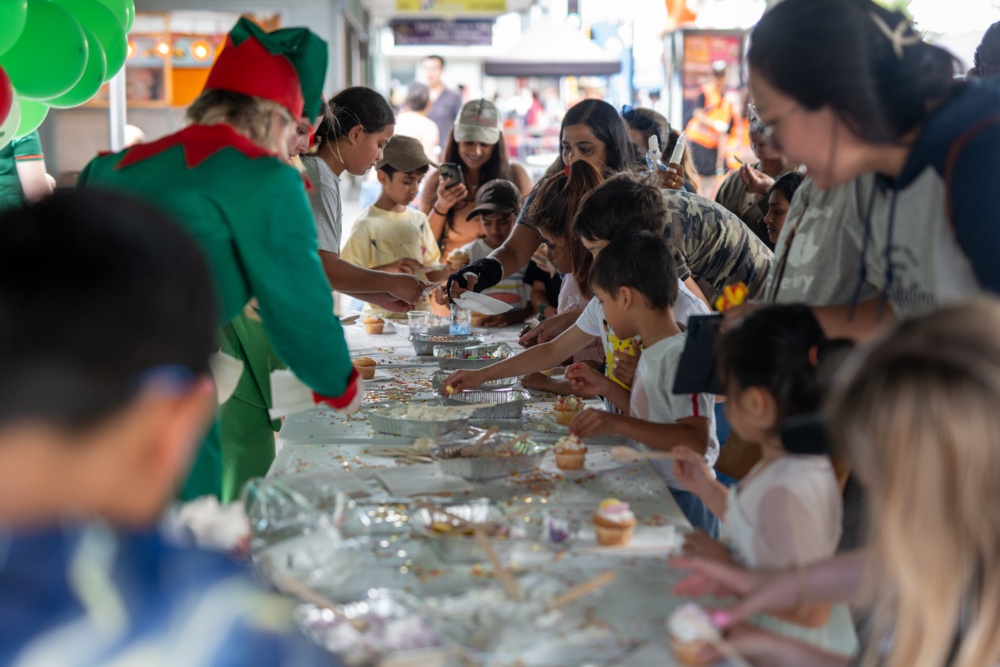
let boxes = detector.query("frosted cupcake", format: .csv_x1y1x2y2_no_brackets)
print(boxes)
352,357,377,380
668,603,717,666
363,315,384,334
592,498,636,546
553,396,585,425
447,249,469,271
553,434,587,470
470,311,487,326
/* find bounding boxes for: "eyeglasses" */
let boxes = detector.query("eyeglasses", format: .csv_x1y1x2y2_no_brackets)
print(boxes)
747,103,800,150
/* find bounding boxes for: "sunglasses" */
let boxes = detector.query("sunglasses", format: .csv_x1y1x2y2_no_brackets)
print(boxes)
621,105,657,133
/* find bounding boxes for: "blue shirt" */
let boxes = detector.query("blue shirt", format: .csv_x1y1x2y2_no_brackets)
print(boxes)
0,525,339,667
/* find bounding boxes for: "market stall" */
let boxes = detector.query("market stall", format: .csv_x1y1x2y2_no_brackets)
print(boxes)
253,321,699,667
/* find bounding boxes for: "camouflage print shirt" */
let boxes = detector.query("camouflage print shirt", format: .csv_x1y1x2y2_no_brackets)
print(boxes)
660,190,774,303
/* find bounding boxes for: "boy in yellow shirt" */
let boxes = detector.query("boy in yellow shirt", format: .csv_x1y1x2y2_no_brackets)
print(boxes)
341,136,450,316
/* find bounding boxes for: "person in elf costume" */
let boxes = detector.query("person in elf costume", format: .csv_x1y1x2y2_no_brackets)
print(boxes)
78,18,361,502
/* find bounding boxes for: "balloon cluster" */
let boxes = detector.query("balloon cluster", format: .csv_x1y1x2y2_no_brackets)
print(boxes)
0,0,134,149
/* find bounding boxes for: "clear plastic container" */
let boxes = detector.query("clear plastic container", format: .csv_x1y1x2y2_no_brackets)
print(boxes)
449,303,471,335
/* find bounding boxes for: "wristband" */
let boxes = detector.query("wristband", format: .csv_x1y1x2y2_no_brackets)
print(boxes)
794,561,811,614
433,207,448,216
444,257,504,304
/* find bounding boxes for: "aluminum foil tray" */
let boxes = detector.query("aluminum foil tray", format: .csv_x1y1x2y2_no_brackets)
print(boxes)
411,499,524,562
365,400,473,438
430,370,518,391
295,588,457,667
431,433,550,482
432,342,513,370
409,332,484,356
442,388,531,420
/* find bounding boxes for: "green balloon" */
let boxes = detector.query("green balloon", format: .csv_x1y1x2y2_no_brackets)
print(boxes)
13,96,47,139
125,0,133,31
94,0,127,31
47,27,105,108
0,1,86,100
0,0,28,57
51,0,126,83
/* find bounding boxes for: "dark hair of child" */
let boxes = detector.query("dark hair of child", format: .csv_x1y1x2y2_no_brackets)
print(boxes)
571,171,666,243
0,190,216,430
748,0,958,144
717,305,855,421
526,159,605,299
768,171,805,203
379,164,430,178
315,87,396,146
589,231,678,311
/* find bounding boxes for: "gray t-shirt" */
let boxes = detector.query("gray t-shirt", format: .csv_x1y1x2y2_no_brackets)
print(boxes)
763,176,880,306
302,155,342,254
426,88,463,148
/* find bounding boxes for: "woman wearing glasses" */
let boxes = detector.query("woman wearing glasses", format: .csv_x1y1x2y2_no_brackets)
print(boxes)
739,0,1000,338
713,106,797,250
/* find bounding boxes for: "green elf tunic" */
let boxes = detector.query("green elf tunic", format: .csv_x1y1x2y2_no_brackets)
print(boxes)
78,123,360,500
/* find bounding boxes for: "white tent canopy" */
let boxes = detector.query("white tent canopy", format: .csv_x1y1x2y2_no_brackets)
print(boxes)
484,20,621,77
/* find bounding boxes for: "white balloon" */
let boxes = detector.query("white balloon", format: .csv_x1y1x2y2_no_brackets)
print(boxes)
0,94,21,150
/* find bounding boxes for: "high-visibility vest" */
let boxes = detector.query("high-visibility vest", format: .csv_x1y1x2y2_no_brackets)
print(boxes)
686,84,735,150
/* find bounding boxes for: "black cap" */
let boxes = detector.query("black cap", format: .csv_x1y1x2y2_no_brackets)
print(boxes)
465,179,520,221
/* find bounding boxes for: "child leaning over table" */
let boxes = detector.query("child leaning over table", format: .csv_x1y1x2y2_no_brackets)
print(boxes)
340,135,451,317
566,232,721,536
0,191,341,667
434,179,535,327
669,304,859,657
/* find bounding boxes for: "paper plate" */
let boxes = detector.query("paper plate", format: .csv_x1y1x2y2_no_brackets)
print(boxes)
456,291,513,315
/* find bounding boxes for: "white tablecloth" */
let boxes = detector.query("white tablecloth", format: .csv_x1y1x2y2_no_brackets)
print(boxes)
269,322,712,666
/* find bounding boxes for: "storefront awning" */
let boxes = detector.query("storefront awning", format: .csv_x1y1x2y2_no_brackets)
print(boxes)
484,21,621,77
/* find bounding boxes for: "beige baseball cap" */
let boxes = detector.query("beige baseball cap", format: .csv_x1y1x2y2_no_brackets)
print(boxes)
375,135,439,171
453,99,502,144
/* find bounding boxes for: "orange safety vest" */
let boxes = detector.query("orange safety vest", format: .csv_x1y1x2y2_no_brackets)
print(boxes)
686,84,735,150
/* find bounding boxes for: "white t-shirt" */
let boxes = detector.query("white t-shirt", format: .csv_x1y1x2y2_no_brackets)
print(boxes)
462,238,530,310
302,155,342,254
629,333,719,489
575,281,710,393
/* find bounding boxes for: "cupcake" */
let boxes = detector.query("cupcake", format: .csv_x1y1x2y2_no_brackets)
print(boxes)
553,434,587,470
363,315,384,334
592,498,636,546
448,250,469,271
553,396,585,425
470,311,487,326
539,368,554,377
352,357,377,380
668,603,717,666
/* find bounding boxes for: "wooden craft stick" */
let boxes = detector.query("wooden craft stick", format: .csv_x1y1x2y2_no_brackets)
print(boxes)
460,425,499,457
547,570,619,611
271,573,369,632
473,526,520,600
611,446,679,461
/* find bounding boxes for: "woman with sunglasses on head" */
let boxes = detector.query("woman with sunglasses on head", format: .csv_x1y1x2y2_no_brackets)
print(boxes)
740,0,1000,338
713,106,797,250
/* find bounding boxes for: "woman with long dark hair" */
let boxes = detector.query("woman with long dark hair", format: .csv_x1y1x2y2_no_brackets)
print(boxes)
419,99,532,257
741,0,1000,337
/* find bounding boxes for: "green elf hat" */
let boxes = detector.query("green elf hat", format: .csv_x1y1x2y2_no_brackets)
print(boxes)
204,18,328,123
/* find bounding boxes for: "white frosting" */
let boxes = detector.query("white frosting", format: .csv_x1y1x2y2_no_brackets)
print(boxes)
596,501,635,525
381,405,477,421
555,435,587,452
165,495,250,552
555,396,585,411
668,603,717,642
422,580,563,629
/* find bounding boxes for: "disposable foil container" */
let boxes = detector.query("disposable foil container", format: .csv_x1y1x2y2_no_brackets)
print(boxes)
442,388,531,420
432,342,513,370
409,333,484,356
411,499,524,562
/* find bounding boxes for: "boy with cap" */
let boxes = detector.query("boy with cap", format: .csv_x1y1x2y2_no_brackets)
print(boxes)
341,135,449,317
78,18,361,502
451,179,534,326
0,190,341,667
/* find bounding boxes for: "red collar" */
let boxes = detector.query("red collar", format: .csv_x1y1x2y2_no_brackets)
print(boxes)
114,124,276,170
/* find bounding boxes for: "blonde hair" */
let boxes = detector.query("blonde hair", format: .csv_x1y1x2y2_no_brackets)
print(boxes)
186,89,295,157
828,297,1000,667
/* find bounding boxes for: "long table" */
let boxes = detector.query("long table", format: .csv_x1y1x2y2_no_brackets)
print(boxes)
268,322,703,666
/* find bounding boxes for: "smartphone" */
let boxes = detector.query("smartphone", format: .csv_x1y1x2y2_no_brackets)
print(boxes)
439,162,464,188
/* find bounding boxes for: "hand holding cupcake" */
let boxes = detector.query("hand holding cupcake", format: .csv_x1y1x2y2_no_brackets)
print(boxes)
553,395,585,425
447,249,469,271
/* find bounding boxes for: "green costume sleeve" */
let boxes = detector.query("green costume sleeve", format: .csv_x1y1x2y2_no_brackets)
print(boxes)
232,167,353,398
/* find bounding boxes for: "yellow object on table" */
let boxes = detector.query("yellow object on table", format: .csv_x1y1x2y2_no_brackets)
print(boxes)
714,282,748,312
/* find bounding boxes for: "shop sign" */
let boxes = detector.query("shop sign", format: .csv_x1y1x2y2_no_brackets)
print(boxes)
395,0,506,12
392,20,492,46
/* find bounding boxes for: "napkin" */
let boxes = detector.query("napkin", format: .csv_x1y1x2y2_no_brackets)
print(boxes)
456,291,513,315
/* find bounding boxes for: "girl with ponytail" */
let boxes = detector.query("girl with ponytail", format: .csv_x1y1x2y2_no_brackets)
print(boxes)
745,0,1000,334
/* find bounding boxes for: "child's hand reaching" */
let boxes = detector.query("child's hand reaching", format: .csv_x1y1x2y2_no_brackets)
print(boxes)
569,408,620,438
565,362,609,398
611,347,641,387
672,446,715,496
682,529,737,566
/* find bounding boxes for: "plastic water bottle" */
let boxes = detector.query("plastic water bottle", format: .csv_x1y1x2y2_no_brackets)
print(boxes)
450,303,471,335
